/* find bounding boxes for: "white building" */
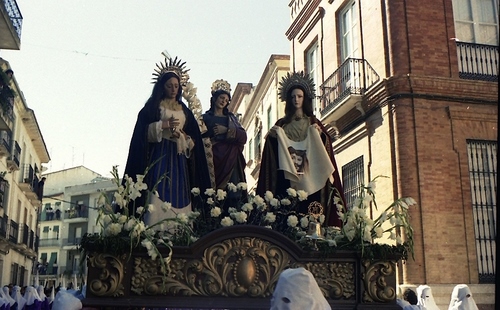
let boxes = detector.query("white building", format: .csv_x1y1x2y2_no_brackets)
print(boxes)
37,166,116,288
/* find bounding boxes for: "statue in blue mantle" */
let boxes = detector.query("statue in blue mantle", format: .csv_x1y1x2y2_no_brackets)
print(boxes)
123,57,211,221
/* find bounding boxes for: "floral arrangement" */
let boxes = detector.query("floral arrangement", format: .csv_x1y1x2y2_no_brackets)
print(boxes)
80,167,416,270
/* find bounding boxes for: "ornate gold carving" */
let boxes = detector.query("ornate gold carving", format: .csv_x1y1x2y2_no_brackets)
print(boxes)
291,262,356,300
361,260,397,303
131,237,290,297
87,253,126,297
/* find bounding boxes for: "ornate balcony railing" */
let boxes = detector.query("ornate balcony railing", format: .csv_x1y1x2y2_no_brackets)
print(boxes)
2,0,23,39
320,58,380,117
456,42,498,82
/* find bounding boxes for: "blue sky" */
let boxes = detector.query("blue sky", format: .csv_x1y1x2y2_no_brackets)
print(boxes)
0,0,290,177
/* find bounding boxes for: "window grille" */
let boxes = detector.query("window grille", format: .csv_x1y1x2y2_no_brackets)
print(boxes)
467,139,497,283
342,156,364,208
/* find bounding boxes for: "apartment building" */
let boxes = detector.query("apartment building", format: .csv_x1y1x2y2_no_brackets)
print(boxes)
37,166,116,288
0,0,51,287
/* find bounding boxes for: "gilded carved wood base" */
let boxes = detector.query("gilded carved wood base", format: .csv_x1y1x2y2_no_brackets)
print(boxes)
84,226,401,309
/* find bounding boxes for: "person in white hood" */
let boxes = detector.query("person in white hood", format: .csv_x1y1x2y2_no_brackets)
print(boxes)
270,267,331,310
417,285,441,310
10,286,26,310
52,290,82,310
448,284,479,310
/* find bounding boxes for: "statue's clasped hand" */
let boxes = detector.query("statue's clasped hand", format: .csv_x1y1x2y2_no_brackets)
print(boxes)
213,124,228,136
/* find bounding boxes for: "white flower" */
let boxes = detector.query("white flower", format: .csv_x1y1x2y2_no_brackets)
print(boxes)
237,182,247,191
241,203,254,212
204,188,215,196
363,194,373,207
228,207,237,214
389,231,397,240
118,215,127,224
287,215,298,227
105,223,122,236
300,216,309,228
216,189,227,201
147,203,155,212
297,190,308,201
141,239,157,260
264,212,276,223
124,219,136,231
253,195,265,207
141,239,153,251
210,207,222,217
379,211,388,223
191,187,201,196
404,197,416,206
189,211,200,219
102,214,113,226
136,207,144,215
227,182,238,193
280,198,291,206
190,236,199,243
344,227,356,241
221,216,234,227
177,213,189,224
286,188,297,197
270,198,279,207
207,198,214,205
374,226,384,238
113,192,125,207
367,181,376,194
129,186,142,200
233,211,248,224
396,235,403,244
264,191,274,201
134,175,148,191
161,202,172,212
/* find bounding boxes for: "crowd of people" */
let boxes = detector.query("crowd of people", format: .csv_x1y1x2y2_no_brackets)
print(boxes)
123,56,346,226
0,283,85,310
397,284,479,310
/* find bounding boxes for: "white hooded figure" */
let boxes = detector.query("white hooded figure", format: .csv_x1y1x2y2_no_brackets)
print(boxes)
270,267,331,310
448,284,479,310
417,285,441,310
1,287,16,308
10,285,27,310
37,285,51,310
52,290,82,310
24,286,42,310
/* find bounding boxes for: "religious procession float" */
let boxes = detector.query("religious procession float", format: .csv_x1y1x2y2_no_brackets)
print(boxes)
80,57,415,309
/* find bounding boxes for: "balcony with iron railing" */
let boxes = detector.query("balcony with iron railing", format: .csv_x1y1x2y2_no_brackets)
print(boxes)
456,42,498,82
0,0,23,50
39,237,61,247
0,130,11,156
6,140,20,171
8,219,18,243
19,164,39,199
64,207,89,222
319,58,380,125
